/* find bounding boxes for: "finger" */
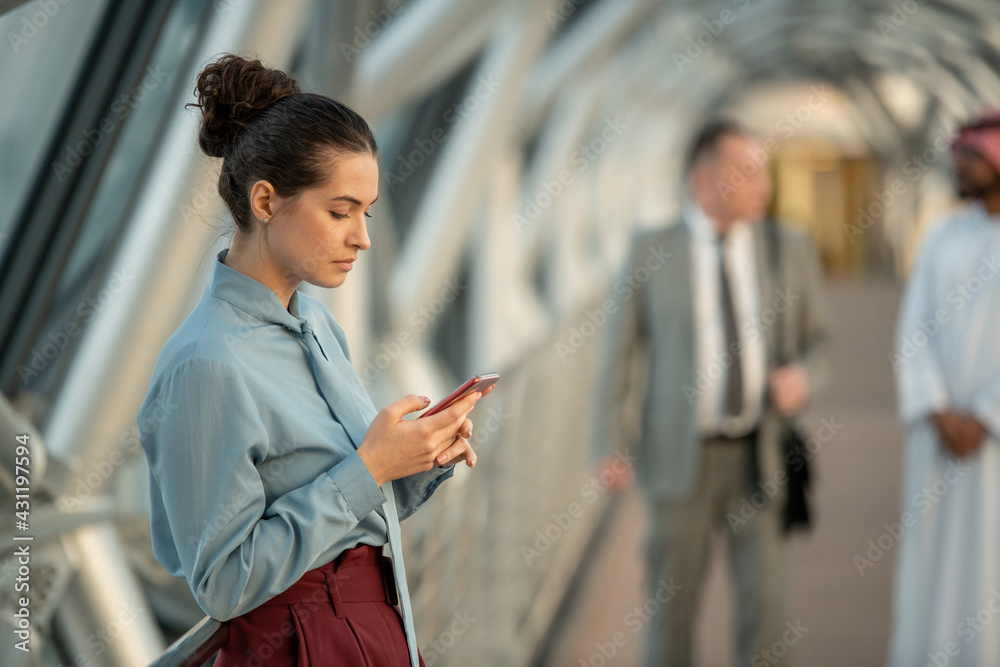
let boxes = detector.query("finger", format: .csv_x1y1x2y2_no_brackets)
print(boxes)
387,394,432,420
436,436,476,467
425,391,482,435
459,418,474,439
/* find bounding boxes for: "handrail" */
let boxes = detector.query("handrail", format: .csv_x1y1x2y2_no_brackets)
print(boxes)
143,293,619,666
147,617,228,667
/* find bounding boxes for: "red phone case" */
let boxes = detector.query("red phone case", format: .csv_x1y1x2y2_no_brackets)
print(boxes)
418,373,500,418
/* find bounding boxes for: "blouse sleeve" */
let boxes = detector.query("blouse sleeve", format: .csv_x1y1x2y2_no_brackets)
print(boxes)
138,356,387,621
317,304,457,521
392,466,455,522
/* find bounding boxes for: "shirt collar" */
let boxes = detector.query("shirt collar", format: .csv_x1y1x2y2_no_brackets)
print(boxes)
682,200,751,244
970,199,1000,225
683,200,722,242
209,248,307,332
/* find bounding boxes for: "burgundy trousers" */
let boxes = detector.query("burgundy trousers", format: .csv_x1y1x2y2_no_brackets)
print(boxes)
213,545,426,666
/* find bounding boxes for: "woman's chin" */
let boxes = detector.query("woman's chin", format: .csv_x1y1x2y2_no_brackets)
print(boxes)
309,273,348,289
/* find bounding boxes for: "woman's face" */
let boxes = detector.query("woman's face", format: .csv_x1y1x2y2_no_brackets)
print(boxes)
259,150,379,289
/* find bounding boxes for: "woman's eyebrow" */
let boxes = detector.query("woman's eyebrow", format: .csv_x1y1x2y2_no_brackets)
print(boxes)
329,194,379,205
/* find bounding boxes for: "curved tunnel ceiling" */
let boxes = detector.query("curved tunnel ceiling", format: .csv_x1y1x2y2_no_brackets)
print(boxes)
517,0,1000,274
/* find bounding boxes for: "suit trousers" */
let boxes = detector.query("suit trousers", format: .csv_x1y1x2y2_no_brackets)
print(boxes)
643,437,788,667
213,544,425,667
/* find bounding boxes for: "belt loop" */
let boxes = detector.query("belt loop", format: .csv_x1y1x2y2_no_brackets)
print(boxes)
381,556,399,607
323,569,346,619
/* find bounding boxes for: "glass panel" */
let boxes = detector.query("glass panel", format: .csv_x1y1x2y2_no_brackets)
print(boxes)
14,0,208,426
0,0,110,249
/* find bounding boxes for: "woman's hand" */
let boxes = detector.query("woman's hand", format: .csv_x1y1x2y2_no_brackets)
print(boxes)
433,384,494,468
434,424,476,469
357,390,484,487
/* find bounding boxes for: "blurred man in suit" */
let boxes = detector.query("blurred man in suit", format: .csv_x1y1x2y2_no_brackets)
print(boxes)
592,120,831,666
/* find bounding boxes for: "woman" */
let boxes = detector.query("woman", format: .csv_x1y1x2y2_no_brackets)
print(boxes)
136,54,486,666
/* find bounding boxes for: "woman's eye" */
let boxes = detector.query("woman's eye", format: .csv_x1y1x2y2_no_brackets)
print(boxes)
330,211,349,220
364,211,372,219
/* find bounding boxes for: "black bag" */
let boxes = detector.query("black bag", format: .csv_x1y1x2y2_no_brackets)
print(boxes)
764,219,814,535
779,421,812,533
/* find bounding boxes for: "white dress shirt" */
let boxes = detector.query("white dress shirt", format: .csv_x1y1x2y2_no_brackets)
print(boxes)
684,201,766,438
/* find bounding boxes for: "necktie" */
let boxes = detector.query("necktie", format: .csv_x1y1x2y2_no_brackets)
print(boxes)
717,236,744,417
292,319,420,667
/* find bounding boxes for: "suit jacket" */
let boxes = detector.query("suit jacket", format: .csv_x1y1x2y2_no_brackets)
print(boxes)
591,219,832,501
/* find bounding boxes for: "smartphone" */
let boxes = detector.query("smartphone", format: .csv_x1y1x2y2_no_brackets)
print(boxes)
418,373,500,419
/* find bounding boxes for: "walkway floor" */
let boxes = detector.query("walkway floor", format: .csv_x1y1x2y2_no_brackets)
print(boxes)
547,277,905,667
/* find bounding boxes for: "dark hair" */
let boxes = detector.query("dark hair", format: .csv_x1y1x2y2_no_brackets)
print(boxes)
685,118,747,172
187,53,378,233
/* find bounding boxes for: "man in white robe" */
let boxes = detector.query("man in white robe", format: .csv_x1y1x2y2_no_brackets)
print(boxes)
889,114,1000,666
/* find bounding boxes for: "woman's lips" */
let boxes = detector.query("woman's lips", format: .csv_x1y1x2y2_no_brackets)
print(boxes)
333,259,355,270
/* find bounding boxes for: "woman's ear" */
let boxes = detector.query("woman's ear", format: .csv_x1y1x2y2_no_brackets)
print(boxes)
249,180,276,222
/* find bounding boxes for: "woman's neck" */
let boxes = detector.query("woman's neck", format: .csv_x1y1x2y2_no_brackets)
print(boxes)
223,236,299,310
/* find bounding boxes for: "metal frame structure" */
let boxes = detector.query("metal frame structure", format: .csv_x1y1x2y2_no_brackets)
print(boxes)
2,1,1000,665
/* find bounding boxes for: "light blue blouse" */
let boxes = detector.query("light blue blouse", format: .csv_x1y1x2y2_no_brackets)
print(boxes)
137,247,452,666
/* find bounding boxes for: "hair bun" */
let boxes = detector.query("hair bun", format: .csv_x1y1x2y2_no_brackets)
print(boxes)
190,53,300,158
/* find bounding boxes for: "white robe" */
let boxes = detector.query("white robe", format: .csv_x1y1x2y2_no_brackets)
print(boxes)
889,201,1000,667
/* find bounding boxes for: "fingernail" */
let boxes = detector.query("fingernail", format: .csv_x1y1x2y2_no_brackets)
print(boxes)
438,454,446,463
420,396,430,403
